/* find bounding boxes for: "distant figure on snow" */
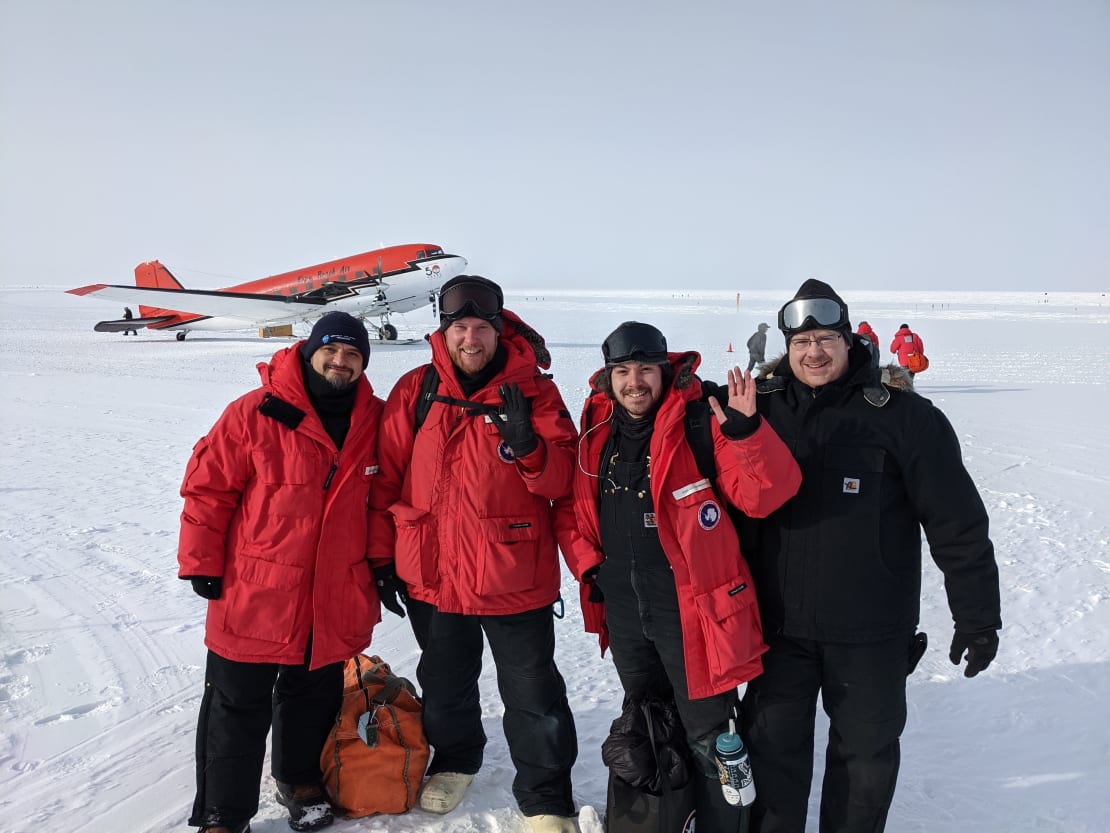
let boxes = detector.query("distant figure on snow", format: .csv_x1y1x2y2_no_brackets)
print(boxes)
856,320,880,364
745,322,770,372
890,323,925,379
856,320,878,346
122,306,138,337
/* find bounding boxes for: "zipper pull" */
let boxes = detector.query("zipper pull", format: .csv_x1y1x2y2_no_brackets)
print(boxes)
323,454,338,490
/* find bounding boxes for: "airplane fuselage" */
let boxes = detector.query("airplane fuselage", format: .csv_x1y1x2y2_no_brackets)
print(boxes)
69,243,468,339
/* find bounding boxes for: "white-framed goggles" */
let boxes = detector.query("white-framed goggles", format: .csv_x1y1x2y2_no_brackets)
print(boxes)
778,297,847,333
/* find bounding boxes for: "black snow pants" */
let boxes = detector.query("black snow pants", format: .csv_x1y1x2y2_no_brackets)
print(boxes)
596,557,748,833
741,631,911,833
188,648,343,829
407,598,578,818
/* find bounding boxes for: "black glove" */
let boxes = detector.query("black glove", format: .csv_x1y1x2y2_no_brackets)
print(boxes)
374,565,409,618
186,576,223,600
495,383,538,458
582,564,604,603
716,404,761,441
949,629,998,678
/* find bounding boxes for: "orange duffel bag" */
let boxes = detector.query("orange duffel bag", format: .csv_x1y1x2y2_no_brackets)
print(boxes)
321,654,430,817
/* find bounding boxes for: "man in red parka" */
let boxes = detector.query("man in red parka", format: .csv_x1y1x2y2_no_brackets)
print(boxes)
179,311,385,833
368,276,580,833
566,321,802,831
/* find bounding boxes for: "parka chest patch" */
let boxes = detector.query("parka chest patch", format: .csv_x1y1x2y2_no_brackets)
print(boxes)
843,477,861,494
698,500,722,530
497,441,516,463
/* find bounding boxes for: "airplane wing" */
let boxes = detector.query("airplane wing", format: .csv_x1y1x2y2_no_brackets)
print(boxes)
67,283,332,321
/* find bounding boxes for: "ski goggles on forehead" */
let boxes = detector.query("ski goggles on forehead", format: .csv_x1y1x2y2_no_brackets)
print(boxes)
778,297,848,332
439,280,503,320
602,323,669,365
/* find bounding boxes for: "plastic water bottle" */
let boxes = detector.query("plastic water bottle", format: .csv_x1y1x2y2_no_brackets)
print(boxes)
715,719,756,807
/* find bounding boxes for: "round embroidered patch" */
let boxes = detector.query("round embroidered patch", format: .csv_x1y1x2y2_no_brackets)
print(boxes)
698,500,722,530
497,440,516,463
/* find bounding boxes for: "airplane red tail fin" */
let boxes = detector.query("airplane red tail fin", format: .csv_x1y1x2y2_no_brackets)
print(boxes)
134,260,185,290
134,260,189,321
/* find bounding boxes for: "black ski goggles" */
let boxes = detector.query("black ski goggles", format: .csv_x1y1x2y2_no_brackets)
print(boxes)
602,322,669,366
439,278,503,321
777,297,848,334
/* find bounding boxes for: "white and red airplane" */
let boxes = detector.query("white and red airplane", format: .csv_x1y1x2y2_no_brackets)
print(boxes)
67,243,467,341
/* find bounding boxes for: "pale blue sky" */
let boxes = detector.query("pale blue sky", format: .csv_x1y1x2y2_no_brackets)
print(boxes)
2,0,1107,291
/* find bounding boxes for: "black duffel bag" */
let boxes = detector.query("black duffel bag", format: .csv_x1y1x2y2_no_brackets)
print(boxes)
602,697,697,833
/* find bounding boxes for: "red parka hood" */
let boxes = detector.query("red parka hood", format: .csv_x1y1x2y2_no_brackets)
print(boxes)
427,308,552,400
255,342,377,409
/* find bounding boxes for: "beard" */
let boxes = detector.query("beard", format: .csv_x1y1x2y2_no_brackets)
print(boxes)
323,371,354,391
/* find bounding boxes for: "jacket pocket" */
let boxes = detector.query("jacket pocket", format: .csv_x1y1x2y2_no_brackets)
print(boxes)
692,577,764,679
338,559,378,642
475,517,543,596
219,553,304,644
389,502,438,585
251,451,319,517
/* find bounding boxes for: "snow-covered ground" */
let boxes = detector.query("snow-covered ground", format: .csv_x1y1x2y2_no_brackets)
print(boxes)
1,286,1108,833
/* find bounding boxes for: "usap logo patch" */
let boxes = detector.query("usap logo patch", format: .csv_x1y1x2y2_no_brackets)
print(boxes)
698,500,722,530
497,440,516,464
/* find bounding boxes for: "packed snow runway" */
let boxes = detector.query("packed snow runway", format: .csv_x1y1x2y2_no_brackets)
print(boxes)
1,287,1108,833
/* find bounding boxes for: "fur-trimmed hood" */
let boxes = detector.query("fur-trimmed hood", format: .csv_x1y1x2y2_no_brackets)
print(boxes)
758,353,914,392
587,350,701,396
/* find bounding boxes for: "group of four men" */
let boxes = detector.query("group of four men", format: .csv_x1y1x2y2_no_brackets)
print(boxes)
179,275,1000,833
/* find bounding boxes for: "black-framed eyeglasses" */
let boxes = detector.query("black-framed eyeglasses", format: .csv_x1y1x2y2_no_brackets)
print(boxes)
778,297,847,333
789,333,842,352
602,322,668,365
439,279,503,320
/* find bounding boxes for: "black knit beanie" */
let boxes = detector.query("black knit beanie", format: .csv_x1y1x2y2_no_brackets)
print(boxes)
300,311,371,368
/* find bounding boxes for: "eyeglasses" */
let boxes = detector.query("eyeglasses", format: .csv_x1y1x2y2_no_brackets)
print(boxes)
778,297,847,333
439,278,503,321
789,333,842,352
602,321,668,365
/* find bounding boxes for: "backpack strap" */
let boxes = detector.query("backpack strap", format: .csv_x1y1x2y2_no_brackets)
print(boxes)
412,364,501,431
413,365,440,431
683,399,718,483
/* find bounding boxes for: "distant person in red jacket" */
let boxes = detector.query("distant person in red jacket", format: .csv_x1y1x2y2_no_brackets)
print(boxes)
566,321,801,831
890,323,925,378
856,320,878,346
368,276,580,833
178,311,384,833
856,320,880,364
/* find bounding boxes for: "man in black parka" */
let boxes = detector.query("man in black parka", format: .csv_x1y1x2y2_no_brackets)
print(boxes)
739,279,1001,833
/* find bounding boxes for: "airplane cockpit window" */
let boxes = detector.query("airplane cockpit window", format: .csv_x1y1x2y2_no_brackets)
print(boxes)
416,250,426,259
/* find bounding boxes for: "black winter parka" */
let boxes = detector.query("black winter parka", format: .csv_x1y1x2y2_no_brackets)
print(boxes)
744,339,1001,643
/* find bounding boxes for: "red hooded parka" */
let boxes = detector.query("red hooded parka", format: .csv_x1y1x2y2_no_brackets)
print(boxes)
368,311,578,615
566,352,803,699
178,344,385,670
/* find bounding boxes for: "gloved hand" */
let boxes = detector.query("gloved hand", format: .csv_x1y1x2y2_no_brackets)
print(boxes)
374,564,409,618
495,383,538,458
949,629,998,677
186,576,223,600
582,564,604,603
715,404,761,440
